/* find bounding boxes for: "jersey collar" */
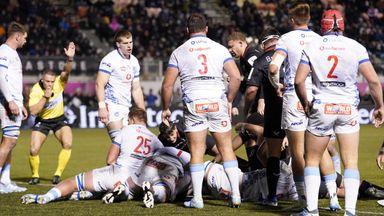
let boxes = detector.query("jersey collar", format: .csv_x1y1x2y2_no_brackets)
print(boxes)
323,32,341,36
116,49,130,60
295,28,311,31
190,34,207,38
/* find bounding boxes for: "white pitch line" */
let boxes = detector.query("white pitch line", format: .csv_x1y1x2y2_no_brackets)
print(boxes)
14,181,55,187
319,207,384,215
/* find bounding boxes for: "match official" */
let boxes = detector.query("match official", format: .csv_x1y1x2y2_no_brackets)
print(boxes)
27,42,76,185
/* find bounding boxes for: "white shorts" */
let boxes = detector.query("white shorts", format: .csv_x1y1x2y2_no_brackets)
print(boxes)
92,165,129,192
132,156,179,201
307,103,360,136
106,102,130,126
0,102,22,139
205,162,242,200
241,169,269,202
281,93,311,131
184,98,231,133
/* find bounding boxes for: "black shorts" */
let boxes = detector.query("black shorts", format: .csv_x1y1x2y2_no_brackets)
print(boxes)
246,112,264,126
263,100,285,139
205,135,215,152
32,115,69,136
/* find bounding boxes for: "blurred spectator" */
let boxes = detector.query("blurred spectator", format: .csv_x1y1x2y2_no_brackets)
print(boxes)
145,88,158,107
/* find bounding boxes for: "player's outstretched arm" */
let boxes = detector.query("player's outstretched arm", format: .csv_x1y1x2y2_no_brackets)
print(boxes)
161,66,178,122
60,42,76,83
132,80,145,110
96,72,110,124
243,85,258,118
377,141,384,170
359,62,384,127
223,59,241,103
294,62,311,117
268,50,286,94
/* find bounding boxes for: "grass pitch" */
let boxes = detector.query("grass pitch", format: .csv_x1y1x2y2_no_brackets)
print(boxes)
0,125,383,215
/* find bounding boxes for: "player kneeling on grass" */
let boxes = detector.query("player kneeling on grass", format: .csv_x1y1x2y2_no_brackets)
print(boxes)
102,147,191,208
20,107,164,204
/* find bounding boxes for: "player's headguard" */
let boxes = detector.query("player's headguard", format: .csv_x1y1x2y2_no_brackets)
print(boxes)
321,9,344,34
259,27,280,46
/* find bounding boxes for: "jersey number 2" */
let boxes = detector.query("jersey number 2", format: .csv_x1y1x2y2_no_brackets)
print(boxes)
327,55,338,79
134,136,151,155
198,54,208,74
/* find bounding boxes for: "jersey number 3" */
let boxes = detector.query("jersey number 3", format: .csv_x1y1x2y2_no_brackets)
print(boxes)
198,54,208,74
327,55,338,79
134,136,151,155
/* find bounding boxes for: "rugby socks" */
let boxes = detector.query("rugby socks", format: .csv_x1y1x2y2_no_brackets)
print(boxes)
293,175,306,201
153,183,168,203
223,160,241,197
190,163,204,201
266,157,280,200
304,167,321,212
332,154,342,174
54,149,72,176
109,129,121,142
29,155,40,178
344,169,360,215
44,187,62,202
324,173,339,207
0,163,11,184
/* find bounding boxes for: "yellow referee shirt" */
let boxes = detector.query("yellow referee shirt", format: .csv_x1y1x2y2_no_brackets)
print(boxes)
29,76,65,119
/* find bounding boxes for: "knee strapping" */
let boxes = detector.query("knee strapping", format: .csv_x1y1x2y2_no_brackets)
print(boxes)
75,173,85,191
2,125,20,139
108,129,121,141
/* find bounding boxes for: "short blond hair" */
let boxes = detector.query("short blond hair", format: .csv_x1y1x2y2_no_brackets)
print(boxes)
288,3,311,26
227,31,247,42
7,21,27,37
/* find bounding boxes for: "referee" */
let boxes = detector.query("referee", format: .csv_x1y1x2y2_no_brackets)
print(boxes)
27,42,76,185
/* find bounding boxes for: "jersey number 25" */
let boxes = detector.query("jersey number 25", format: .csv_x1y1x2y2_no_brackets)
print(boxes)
134,136,151,155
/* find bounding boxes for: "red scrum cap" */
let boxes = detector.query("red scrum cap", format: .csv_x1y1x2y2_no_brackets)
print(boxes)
321,9,344,34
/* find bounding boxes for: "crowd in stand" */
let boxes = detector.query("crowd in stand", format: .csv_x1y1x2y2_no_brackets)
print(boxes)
0,0,96,57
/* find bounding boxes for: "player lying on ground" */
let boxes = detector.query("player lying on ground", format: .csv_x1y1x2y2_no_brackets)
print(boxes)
20,107,163,204
101,147,191,208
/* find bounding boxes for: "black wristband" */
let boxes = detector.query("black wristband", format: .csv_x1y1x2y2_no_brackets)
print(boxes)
43,96,49,100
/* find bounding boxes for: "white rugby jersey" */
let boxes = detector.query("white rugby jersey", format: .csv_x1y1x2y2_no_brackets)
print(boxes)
0,44,23,105
98,49,140,106
275,29,320,94
168,35,233,102
205,160,297,201
113,124,163,177
300,33,368,105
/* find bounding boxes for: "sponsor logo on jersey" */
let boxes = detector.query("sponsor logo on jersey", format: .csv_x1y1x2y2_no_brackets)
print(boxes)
195,102,219,113
290,121,303,126
189,47,211,52
315,126,329,131
320,81,345,87
324,104,352,115
191,40,207,45
101,62,111,67
221,121,227,127
191,121,203,127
